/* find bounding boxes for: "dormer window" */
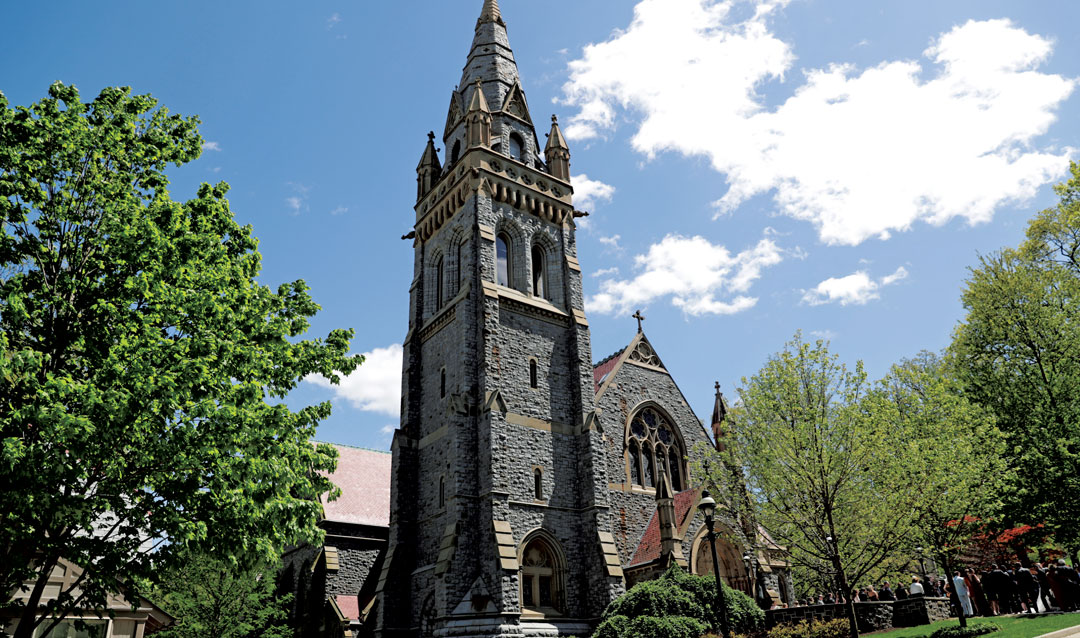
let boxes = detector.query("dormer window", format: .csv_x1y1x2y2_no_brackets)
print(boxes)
509,133,525,162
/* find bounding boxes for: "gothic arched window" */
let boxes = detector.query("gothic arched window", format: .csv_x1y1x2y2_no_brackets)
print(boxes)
626,406,686,491
496,233,512,287
456,239,466,288
509,133,525,162
531,245,546,299
435,255,445,310
450,140,461,165
520,535,563,614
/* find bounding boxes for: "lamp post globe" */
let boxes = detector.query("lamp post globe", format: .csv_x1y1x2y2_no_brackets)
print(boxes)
698,491,731,638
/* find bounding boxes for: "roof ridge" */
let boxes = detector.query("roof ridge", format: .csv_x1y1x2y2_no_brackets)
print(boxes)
314,440,392,455
593,348,624,369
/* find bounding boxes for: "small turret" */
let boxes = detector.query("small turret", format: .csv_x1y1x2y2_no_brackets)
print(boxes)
465,79,492,149
416,131,442,200
545,114,570,181
711,382,728,451
656,472,685,566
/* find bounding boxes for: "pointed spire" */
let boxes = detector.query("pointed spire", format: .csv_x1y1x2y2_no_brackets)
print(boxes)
460,0,521,122
711,382,728,451
467,79,490,114
545,114,571,181
416,131,442,200
478,0,504,26
465,80,492,149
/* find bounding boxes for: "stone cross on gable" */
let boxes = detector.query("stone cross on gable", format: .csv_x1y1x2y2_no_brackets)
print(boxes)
632,309,645,333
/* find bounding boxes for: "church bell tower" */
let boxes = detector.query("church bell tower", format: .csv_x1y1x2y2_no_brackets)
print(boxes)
374,1,625,636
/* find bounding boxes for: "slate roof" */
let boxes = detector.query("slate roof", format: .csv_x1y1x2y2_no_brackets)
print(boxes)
592,349,624,394
320,443,392,528
628,487,702,567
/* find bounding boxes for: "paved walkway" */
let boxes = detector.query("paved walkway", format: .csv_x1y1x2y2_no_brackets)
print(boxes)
1036,625,1080,638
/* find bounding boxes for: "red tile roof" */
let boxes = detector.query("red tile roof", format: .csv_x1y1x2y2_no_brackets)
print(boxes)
629,488,702,567
320,443,392,528
335,595,360,621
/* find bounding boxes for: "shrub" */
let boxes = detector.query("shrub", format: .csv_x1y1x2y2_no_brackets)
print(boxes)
927,624,1000,638
662,565,765,634
765,618,849,638
595,566,766,638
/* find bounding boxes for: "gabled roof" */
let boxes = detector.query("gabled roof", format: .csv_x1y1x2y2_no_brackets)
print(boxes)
320,443,392,528
592,331,668,400
628,488,702,567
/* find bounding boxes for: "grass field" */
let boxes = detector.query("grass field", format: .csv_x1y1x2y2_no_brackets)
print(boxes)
868,613,1080,638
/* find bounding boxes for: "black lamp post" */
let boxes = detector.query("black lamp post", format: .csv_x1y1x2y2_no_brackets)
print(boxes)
699,491,731,638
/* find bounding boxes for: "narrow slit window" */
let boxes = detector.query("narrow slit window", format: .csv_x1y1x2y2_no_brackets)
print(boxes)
534,468,543,500
438,476,445,508
440,369,446,398
529,360,538,388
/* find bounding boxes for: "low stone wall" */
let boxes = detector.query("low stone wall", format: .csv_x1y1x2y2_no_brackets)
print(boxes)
766,597,953,632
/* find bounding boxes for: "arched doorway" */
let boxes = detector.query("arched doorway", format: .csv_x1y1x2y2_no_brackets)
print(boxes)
519,532,565,617
692,527,750,594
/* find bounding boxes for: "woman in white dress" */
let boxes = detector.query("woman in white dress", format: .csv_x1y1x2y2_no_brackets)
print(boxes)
954,569,975,617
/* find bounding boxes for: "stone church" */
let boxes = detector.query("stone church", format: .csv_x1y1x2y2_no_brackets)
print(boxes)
283,2,792,637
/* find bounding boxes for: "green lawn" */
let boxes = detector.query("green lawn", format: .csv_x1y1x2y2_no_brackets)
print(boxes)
868,613,1080,638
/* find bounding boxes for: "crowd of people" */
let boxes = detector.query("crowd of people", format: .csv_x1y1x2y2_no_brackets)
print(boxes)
784,560,1080,615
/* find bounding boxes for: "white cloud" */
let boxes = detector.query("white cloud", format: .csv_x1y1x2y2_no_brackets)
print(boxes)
286,196,303,214
561,3,1076,245
810,329,837,340
598,234,621,249
592,266,620,278
571,174,616,210
380,424,395,435
306,344,403,417
586,234,783,316
201,141,222,152
802,266,908,306
327,13,341,30
330,206,348,216
285,183,311,214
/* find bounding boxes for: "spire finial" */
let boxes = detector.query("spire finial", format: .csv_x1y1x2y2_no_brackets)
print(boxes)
632,309,645,333
552,114,558,123
427,131,435,142
478,0,503,26
715,381,721,395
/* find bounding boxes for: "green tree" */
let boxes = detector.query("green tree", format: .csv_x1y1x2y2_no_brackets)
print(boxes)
151,552,292,638
951,163,1080,556
699,333,920,638
0,84,359,638
870,352,1007,628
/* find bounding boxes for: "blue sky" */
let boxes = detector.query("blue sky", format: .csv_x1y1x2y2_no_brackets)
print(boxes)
5,0,1079,450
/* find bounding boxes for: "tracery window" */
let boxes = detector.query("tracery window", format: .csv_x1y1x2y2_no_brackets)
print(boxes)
520,535,563,614
626,406,686,491
496,233,512,287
